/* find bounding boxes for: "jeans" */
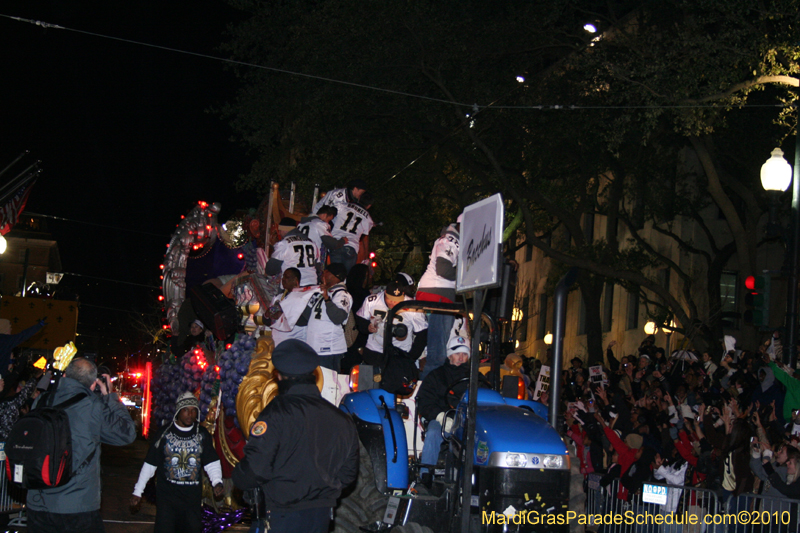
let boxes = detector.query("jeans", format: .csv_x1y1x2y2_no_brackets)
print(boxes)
318,353,343,373
328,246,357,274
420,419,444,473
420,312,455,380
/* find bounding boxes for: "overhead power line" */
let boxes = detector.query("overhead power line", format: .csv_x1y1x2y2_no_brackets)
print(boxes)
26,212,167,238
1,14,794,112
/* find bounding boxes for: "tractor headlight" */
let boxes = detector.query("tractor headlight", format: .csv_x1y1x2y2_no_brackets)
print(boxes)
505,453,528,468
543,455,564,469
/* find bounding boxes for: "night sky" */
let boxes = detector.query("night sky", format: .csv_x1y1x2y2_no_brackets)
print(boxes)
1,1,255,365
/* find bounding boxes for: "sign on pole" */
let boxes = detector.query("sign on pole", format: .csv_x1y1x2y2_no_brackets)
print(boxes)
456,193,504,293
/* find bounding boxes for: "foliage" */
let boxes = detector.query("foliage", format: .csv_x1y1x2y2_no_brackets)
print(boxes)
219,0,800,354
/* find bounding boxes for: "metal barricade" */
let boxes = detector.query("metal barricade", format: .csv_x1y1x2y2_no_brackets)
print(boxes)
0,444,26,524
585,478,722,533
724,492,800,533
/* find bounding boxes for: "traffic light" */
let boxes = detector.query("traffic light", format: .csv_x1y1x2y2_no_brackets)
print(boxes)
743,275,770,327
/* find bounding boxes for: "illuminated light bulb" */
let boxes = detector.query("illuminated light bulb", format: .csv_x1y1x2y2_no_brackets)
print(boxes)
369,252,376,259
206,225,211,230
159,264,164,270
158,295,164,301
237,253,244,260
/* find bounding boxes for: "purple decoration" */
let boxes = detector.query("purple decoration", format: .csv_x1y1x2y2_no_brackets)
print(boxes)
201,504,245,533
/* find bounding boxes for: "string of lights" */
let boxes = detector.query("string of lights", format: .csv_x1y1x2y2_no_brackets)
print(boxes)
1,14,793,113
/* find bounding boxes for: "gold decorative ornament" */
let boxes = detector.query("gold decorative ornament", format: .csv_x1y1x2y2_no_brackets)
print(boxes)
53,342,78,371
234,332,325,436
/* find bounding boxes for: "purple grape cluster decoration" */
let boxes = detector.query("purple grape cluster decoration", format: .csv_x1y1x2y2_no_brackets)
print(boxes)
153,360,184,427
217,334,256,428
181,348,207,393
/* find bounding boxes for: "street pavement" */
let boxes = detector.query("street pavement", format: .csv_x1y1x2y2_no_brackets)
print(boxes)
8,437,250,533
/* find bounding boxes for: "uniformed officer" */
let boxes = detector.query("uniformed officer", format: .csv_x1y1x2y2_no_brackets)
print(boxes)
232,339,359,533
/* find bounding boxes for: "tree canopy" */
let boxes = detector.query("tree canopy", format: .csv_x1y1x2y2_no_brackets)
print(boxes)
220,0,800,356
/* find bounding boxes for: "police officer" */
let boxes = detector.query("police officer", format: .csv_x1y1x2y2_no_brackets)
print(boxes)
232,339,359,533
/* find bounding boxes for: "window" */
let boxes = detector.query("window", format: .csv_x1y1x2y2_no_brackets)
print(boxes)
537,294,548,339
578,294,586,336
627,289,640,330
657,269,671,304
719,272,737,314
583,213,595,242
603,283,614,332
525,243,533,262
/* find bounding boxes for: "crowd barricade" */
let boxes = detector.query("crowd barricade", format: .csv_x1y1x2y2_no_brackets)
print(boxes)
585,477,723,533
0,444,26,524
723,492,800,533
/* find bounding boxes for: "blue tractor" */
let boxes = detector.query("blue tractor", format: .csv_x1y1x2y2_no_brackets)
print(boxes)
332,302,571,533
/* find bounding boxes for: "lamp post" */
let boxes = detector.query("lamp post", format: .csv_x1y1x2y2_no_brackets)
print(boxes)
643,320,659,336
761,141,799,368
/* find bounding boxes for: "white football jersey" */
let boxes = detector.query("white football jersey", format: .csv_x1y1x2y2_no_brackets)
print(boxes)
271,233,320,286
417,225,459,290
331,202,374,254
311,187,349,214
305,285,353,355
297,216,333,251
357,292,427,353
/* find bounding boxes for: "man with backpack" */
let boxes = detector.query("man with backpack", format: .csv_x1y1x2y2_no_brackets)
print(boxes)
24,357,137,533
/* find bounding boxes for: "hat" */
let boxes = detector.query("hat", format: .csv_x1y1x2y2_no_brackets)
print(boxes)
192,319,205,329
272,339,320,375
571,357,583,365
395,272,414,287
639,354,651,361
624,433,643,450
384,281,405,305
347,179,368,191
174,392,199,422
447,336,470,357
325,263,347,282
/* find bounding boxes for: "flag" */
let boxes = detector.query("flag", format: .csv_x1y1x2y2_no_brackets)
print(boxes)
0,174,37,235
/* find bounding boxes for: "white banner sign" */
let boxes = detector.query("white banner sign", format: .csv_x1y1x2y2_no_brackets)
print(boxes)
456,193,504,293
46,272,64,285
532,365,551,401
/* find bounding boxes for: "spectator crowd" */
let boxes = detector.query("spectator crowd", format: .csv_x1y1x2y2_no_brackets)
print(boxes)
542,331,800,515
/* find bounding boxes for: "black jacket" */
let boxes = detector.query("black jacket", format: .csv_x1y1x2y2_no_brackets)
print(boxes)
417,360,470,422
232,383,359,511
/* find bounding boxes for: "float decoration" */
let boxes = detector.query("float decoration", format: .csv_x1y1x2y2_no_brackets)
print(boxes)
52,341,78,371
162,201,222,336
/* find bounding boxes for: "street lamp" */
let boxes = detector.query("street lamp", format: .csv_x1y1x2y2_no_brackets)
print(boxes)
762,140,800,368
0,235,6,255
664,319,676,356
544,332,553,345
643,321,659,336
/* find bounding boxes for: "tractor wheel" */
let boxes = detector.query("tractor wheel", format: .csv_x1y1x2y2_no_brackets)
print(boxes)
333,442,389,533
390,523,434,533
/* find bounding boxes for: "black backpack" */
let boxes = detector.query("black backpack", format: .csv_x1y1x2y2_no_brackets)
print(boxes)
5,391,94,490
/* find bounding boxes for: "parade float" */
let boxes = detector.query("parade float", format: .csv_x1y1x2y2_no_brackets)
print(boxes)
152,185,352,510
